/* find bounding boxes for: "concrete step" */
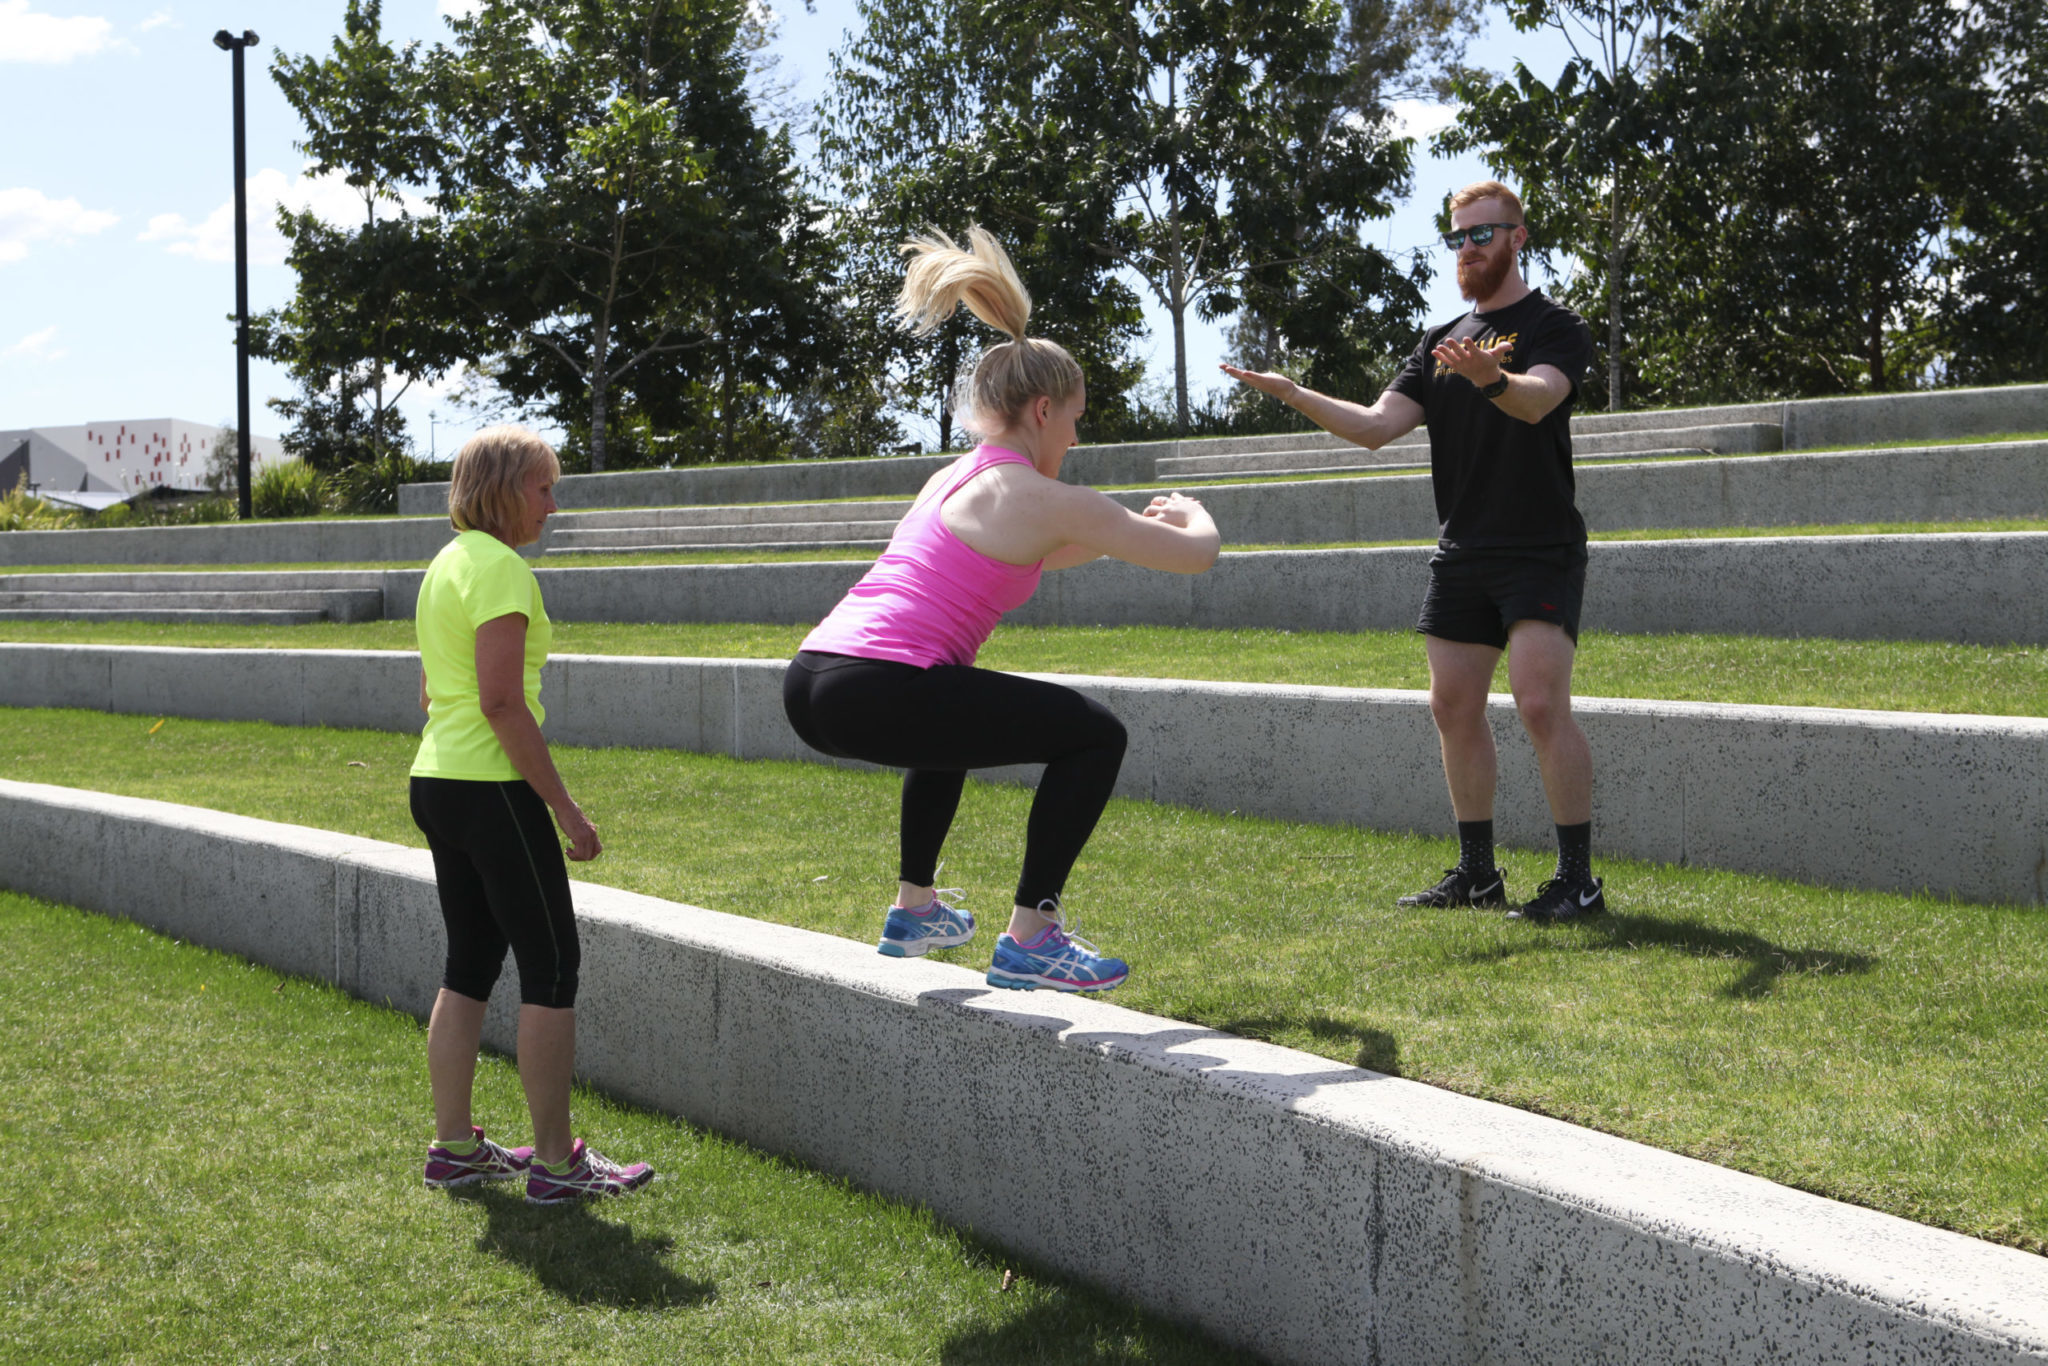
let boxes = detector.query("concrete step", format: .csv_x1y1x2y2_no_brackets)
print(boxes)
0,607,330,624
547,520,900,550
1156,445,1721,481
0,587,383,621
1131,439,2048,545
542,537,891,557
1155,423,1780,479
551,499,911,531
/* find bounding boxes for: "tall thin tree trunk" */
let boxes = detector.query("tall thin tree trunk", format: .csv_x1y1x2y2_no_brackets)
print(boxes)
1608,181,1624,412
1171,291,1189,434
1867,282,1887,392
937,330,958,451
1167,63,1189,435
590,316,611,473
367,195,386,460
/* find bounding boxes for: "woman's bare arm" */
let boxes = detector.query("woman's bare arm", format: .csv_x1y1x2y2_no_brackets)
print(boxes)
474,613,601,861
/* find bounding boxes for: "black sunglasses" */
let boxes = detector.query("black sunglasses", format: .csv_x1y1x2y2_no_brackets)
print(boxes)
1441,222,1520,250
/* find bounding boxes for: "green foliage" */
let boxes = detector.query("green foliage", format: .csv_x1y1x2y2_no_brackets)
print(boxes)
1935,0,2048,385
0,480,79,531
1436,0,1689,411
826,0,1443,437
434,0,827,471
1447,0,2039,407
251,459,330,519
264,1,444,476
86,497,237,529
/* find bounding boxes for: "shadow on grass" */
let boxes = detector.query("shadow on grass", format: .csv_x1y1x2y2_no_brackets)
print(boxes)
937,1287,1266,1366
1218,1013,1402,1075
453,1185,715,1308
1461,913,1879,999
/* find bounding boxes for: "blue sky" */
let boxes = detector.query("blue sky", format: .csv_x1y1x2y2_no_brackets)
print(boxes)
0,1,1568,448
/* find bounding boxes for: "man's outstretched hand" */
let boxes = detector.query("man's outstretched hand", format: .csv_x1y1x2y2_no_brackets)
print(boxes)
1219,362,1296,401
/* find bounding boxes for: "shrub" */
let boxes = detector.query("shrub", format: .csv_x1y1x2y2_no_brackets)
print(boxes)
251,459,327,519
0,480,80,531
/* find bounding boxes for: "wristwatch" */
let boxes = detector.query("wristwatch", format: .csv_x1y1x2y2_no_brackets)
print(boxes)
1479,375,1509,399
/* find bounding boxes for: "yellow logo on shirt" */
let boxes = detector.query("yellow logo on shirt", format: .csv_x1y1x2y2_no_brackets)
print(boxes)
1434,331,1519,378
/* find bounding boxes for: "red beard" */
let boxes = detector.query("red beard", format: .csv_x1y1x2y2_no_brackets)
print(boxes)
1457,244,1513,303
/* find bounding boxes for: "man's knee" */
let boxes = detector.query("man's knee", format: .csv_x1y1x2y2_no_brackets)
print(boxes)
1430,680,1488,732
1515,687,1567,743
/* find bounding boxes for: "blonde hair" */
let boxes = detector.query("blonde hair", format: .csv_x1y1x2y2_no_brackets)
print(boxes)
895,226,1082,439
1447,179,1526,225
447,425,559,539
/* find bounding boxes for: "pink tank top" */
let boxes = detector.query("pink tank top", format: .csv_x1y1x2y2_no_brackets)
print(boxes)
801,444,1045,668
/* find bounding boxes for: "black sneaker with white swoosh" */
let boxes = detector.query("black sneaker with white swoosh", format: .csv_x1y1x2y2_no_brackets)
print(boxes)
1510,875,1605,924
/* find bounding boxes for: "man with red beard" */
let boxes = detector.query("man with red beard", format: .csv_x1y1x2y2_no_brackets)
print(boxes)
1222,180,1603,923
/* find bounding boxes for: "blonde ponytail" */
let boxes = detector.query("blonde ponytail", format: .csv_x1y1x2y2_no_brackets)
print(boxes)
895,225,1083,440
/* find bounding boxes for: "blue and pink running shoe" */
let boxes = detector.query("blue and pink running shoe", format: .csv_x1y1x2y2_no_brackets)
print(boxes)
423,1125,533,1188
987,917,1128,993
877,889,975,958
524,1138,655,1206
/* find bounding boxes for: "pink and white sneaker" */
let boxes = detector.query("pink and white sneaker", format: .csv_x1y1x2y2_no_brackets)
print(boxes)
524,1138,655,1206
423,1125,534,1188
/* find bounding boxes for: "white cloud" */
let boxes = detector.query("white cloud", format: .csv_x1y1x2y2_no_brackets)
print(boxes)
3,326,65,361
0,1,115,62
138,167,429,265
0,187,118,263
1388,99,1460,142
138,9,173,32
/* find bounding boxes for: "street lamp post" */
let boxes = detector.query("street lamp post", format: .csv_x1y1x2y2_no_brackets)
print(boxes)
213,28,259,520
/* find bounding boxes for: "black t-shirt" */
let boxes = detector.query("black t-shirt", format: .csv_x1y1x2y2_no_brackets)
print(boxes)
1386,290,1595,553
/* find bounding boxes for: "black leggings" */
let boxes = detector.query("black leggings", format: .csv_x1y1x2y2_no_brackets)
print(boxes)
782,652,1128,909
409,776,580,1009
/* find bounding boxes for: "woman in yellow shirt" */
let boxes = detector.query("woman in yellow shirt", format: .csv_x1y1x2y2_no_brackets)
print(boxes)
410,426,651,1205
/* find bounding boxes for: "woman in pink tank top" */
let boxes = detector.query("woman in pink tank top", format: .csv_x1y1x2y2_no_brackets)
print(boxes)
784,228,1220,996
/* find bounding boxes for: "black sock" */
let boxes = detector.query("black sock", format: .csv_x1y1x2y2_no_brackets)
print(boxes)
1554,821,1593,884
1457,820,1496,877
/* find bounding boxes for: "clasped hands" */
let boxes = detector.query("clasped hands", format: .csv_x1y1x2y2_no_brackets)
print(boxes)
1141,491,1203,526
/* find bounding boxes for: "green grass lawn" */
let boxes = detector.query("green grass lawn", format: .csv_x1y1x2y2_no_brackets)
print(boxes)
0,706,2044,1259
0,892,1249,1365
1,619,2041,716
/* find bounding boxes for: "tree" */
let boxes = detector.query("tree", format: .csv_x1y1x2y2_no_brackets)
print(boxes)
825,0,1443,438
433,0,819,471
1437,0,1687,411
821,0,1147,451
1649,0,2003,396
1043,0,1430,429
1936,0,2048,385
270,0,445,459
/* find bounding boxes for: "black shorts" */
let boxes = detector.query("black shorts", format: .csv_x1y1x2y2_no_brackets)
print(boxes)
1416,545,1588,649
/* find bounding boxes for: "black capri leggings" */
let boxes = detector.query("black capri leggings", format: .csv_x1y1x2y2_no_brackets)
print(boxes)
783,651,1128,909
410,776,580,1009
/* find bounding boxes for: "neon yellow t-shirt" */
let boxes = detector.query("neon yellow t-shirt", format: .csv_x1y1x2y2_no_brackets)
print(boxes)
411,530,552,780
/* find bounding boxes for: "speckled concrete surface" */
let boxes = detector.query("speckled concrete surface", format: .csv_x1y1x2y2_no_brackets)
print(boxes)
1,777,2043,1365
8,531,2047,643
6,645,2044,904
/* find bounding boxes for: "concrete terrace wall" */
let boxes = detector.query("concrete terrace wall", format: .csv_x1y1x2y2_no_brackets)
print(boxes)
6,644,2043,905
9,529,2045,642
391,383,2048,515
8,439,2045,570
3,778,2044,1365
0,515,459,569
1155,441,2048,546
396,441,1167,517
